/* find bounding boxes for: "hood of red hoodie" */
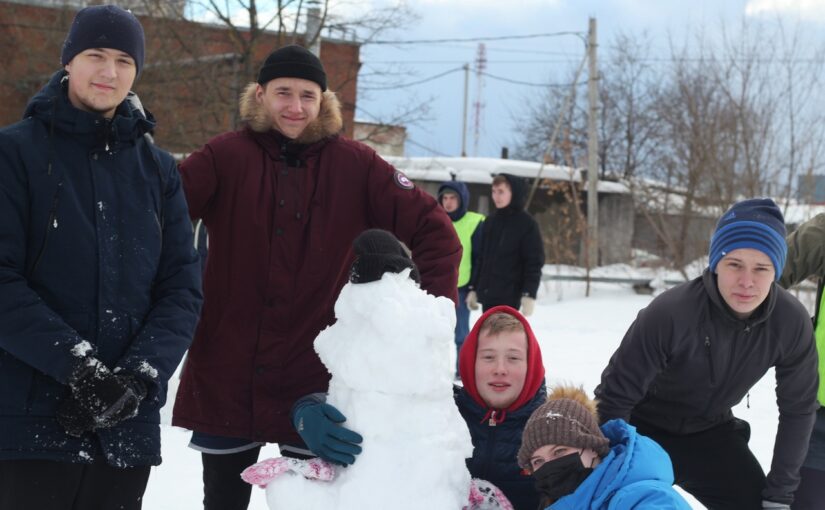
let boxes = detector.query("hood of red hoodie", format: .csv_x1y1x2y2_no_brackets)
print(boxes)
458,305,545,419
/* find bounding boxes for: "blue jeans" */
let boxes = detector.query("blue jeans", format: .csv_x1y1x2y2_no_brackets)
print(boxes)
455,286,470,374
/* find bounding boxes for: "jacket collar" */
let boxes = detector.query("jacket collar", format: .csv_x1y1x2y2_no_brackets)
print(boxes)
25,70,155,148
702,268,776,327
237,81,343,145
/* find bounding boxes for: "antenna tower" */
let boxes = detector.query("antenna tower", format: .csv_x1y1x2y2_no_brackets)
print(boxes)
472,43,487,157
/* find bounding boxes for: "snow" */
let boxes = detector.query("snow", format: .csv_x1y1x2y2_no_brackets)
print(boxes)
144,272,802,509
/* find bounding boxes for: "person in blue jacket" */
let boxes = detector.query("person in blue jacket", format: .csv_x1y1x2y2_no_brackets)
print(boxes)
517,386,691,510
0,5,202,509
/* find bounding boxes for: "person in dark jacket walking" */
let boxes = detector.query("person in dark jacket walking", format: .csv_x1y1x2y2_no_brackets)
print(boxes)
518,385,691,510
171,45,461,509
779,213,825,510
468,174,544,316
0,5,203,509
439,180,485,376
454,306,547,510
595,198,819,510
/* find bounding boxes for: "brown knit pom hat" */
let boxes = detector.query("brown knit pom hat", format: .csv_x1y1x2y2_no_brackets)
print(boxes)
517,385,611,470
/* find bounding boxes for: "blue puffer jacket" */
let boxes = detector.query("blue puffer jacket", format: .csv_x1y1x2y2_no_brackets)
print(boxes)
0,70,202,467
456,385,547,510
549,420,691,510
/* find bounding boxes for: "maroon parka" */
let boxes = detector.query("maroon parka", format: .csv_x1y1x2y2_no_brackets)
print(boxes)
171,89,461,444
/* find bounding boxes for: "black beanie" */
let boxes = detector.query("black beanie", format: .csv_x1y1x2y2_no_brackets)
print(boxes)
257,45,327,91
350,229,420,284
61,5,145,76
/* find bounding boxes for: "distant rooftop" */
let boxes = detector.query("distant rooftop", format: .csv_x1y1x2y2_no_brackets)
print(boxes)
384,156,629,194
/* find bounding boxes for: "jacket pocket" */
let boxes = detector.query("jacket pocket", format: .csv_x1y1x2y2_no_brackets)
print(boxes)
29,186,62,277
0,352,35,412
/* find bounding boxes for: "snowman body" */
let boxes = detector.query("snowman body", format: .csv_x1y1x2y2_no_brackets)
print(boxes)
264,271,473,509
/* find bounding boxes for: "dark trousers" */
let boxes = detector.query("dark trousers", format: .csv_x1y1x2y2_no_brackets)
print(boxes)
0,458,150,510
792,407,825,509
792,466,825,510
202,446,262,510
633,417,765,510
455,286,470,374
481,299,520,313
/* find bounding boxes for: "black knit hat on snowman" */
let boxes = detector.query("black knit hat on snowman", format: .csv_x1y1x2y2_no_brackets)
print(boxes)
257,45,327,91
518,386,610,471
350,229,420,284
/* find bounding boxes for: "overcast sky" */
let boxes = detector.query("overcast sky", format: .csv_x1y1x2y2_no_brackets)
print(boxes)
348,0,825,158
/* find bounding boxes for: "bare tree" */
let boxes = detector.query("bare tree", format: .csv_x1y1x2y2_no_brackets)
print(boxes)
513,21,825,270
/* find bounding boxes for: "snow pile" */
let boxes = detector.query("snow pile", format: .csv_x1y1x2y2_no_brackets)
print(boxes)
262,270,474,509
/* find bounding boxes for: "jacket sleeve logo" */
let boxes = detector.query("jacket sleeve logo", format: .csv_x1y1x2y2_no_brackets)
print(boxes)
393,170,414,190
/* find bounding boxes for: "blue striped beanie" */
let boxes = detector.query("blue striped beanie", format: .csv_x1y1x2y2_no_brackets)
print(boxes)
708,198,786,280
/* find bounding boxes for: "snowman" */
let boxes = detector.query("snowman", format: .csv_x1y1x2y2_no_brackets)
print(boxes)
242,229,512,509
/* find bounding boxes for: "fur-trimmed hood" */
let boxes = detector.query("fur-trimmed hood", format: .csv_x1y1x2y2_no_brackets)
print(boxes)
238,82,343,144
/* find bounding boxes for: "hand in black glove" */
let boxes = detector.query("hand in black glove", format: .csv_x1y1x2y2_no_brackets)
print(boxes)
294,401,363,466
57,359,147,437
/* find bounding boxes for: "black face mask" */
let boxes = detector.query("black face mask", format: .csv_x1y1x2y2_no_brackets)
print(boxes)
532,452,594,504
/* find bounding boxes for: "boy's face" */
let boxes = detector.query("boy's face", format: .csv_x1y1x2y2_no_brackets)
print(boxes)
64,47,136,119
529,445,600,474
715,248,774,319
440,192,460,213
491,182,512,209
256,77,322,139
474,328,528,410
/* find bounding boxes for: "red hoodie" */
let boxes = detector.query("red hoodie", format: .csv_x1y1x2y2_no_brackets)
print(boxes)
458,305,545,424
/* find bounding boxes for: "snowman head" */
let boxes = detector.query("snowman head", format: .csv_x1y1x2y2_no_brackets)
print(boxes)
349,229,420,285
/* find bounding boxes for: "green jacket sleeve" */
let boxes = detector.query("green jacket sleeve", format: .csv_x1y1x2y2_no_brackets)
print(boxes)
780,213,825,289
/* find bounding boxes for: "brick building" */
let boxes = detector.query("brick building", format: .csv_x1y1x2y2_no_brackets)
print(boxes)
0,1,361,153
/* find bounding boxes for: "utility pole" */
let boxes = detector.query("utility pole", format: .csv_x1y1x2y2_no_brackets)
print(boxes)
586,17,599,270
306,0,323,57
473,43,487,157
461,63,469,157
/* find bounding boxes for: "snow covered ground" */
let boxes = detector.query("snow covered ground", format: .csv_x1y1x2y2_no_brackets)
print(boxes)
143,269,815,509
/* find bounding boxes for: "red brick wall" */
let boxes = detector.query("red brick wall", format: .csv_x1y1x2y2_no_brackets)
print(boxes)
0,1,360,153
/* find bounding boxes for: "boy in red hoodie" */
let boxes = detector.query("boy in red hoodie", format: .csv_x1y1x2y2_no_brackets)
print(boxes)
455,306,546,510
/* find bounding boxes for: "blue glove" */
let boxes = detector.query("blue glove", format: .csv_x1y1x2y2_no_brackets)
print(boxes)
293,402,363,466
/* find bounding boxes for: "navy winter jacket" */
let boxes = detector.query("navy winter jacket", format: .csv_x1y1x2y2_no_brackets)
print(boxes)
455,384,547,510
0,70,202,467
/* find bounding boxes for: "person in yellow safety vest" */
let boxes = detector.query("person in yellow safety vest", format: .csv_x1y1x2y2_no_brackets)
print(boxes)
779,213,825,510
438,181,485,378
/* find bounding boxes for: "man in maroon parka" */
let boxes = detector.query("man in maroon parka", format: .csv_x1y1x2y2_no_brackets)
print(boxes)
171,45,461,508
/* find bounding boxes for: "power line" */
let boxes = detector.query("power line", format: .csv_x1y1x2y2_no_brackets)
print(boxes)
359,66,464,90
366,31,585,45
364,59,584,65
479,71,586,88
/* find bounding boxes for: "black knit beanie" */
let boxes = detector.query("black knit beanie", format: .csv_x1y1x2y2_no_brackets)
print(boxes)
257,45,327,91
350,229,420,284
61,5,145,76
